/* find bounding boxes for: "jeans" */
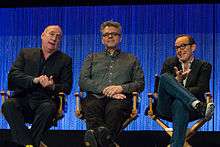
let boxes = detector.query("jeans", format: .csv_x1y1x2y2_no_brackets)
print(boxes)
156,73,199,147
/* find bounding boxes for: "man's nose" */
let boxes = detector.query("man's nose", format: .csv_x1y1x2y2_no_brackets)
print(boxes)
107,34,113,38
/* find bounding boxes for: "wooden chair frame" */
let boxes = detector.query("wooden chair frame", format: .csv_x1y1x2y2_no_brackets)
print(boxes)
147,75,213,147
0,90,66,125
74,92,139,133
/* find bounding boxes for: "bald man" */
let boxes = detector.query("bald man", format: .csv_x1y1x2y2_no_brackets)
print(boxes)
2,25,72,147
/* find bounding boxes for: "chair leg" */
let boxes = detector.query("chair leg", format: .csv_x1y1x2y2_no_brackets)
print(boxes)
183,141,192,147
183,128,192,147
39,141,48,147
114,142,120,147
167,141,191,147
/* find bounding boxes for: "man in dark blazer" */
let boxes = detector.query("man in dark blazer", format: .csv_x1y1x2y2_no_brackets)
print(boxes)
157,34,214,147
1,25,72,147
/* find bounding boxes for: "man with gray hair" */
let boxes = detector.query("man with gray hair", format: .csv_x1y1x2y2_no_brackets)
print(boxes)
79,20,144,147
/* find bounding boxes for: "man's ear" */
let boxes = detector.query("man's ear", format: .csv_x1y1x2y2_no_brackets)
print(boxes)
191,44,196,52
41,32,44,40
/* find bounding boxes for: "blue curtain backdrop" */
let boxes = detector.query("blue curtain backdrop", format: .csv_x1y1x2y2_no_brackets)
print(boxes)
0,4,219,131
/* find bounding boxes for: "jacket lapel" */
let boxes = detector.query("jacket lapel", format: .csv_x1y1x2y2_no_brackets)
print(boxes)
32,49,41,76
185,59,199,87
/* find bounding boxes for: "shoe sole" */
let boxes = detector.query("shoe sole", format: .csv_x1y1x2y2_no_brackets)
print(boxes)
205,103,215,120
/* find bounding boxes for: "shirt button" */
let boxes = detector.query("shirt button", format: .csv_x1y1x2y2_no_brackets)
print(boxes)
109,73,112,76
110,66,113,68
109,80,112,83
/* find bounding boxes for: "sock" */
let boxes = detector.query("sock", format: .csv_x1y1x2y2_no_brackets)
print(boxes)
192,100,200,109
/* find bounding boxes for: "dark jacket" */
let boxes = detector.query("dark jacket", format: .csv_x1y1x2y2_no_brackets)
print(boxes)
161,56,212,101
8,48,73,100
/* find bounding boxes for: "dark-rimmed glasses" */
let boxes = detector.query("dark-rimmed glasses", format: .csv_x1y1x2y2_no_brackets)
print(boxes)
102,32,121,38
175,43,192,50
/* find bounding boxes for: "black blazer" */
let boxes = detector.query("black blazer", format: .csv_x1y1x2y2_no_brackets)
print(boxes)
8,48,73,98
161,56,212,101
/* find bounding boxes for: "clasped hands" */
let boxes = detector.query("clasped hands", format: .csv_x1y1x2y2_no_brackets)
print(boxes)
102,85,126,100
33,75,54,88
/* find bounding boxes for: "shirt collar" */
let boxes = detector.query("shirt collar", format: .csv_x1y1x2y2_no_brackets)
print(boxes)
40,49,59,60
104,48,121,57
179,56,194,65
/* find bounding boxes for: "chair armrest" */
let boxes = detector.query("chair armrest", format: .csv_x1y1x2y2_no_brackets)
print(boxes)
74,92,83,118
130,92,138,118
121,92,139,130
147,92,158,119
147,93,154,116
55,92,66,119
0,90,11,104
205,92,212,103
0,91,6,104
57,92,65,115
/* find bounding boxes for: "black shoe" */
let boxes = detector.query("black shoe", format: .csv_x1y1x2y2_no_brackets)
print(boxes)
84,129,97,147
97,126,115,147
195,102,215,119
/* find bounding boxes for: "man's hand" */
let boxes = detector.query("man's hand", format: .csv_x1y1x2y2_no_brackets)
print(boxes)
33,75,54,88
103,85,123,97
174,66,191,82
112,94,126,100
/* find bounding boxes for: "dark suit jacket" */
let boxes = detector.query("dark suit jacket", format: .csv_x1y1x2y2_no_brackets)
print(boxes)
161,56,212,101
8,48,73,104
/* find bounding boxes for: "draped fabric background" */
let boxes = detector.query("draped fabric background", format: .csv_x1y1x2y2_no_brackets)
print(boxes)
0,4,219,131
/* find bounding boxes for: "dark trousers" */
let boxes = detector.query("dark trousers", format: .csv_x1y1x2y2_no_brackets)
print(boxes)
83,95,132,138
157,73,201,147
1,98,57,147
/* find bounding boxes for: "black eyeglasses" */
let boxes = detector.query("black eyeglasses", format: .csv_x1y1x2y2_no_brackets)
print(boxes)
175,43,192,50
102,32,121,38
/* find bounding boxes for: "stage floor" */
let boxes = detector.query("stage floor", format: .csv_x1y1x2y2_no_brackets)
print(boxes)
0,129,220,147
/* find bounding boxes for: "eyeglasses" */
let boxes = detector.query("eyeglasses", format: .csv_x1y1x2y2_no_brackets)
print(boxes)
102,32,121,38
175,43,192,50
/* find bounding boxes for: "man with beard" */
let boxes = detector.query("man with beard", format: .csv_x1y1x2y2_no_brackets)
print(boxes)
156,34,214,147
1,25,72,147
79,20,144,147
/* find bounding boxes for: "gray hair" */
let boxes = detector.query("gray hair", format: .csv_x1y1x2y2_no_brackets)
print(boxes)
100,20,122,33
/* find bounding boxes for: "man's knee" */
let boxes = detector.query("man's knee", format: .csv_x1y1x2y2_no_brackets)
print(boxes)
160,73,177,87
160,73,171,81
106,105,125,116
39,102,57,115
105,105,130,125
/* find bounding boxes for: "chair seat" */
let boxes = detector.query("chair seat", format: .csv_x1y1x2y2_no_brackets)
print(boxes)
1,90,66,127
74,91,139,135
